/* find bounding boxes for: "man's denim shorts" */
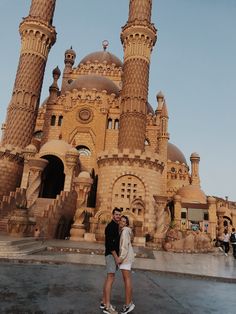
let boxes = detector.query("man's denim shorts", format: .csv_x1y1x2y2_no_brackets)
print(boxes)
105,254,117,273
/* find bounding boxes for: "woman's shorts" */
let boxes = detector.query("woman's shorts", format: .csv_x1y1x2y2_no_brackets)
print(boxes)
119,263,132,270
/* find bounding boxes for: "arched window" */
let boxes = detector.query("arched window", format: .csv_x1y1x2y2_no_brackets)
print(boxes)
114,119,119,129
107,118,112,129
58,115,63,126
76,145,91,156
33,130,43,139
51,115,56,126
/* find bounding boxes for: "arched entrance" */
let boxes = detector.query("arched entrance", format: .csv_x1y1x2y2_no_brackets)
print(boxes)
39,155,65,198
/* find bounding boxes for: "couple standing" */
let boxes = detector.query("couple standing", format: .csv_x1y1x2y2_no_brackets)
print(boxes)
100,208,135,314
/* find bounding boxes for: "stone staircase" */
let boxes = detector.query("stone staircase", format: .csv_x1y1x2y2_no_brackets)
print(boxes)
30,198,54,217
0,216,8,233
0,237,46,258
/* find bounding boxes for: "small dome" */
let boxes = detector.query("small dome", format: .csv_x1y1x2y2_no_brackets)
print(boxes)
177,185,206,204
79,51,122,68
190,152,200,159
167,143,187,164
40,140,73,157
52,66,61,77
66,75,120,96
68,147,79,153
78,171,91,179
156,91,164,100
65,47,76,57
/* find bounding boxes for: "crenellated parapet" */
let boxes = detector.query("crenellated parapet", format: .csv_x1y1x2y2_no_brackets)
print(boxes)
60,89,119,112
97,149,164,172
19,18,56,60
121,24,157,63
0,146,24,164
74,63,122,82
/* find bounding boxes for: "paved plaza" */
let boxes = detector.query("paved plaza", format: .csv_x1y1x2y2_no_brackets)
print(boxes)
0,237,236,314
0,262,236,314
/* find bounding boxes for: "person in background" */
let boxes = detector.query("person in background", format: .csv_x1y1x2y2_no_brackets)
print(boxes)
118,215,135,314
230,227,236,259
222,229,230,256
100,208,122,314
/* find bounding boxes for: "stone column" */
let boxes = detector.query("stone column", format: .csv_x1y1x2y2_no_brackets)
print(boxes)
153,195,168,247
173,195,182,229
64,148,80,191
70,172,93,241
207,196,217,240
21,144,38,189
216,207,225,240
26,158,48,207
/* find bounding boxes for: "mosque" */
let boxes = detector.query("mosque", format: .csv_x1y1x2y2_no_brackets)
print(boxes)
0,0,235,251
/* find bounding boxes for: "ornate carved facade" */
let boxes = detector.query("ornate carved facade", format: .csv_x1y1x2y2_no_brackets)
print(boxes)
0,0,235,250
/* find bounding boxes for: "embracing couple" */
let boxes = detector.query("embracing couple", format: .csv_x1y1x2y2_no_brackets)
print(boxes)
100,207,135,314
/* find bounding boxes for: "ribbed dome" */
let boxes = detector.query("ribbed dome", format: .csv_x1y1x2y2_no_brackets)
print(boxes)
176,185,206,204
79,51,123,68
66,75,120,96
167,143,187,164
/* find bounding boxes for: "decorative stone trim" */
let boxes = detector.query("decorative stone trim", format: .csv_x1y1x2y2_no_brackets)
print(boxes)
109,171,149,199
0,147,24,164
76,107,93,124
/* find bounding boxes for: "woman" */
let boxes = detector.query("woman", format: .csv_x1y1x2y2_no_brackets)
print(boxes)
118,215,135,314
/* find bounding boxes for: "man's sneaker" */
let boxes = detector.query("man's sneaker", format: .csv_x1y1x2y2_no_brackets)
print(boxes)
219,246,224,252
120,302,135,314
100,302,105,309
103,304,118,314
100,303,116,310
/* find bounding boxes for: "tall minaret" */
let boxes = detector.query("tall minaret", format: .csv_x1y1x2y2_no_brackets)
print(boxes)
0,0,56,198
190,153,201,186
118,0,157,152
2,0,56,148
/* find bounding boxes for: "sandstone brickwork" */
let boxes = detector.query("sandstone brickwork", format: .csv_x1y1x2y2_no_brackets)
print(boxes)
0,0,235,247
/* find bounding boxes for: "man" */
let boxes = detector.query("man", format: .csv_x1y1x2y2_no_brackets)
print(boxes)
100,208,122,314
230,228,236,259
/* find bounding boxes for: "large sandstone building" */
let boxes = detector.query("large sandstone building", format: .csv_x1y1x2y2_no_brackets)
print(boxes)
0,0,235,251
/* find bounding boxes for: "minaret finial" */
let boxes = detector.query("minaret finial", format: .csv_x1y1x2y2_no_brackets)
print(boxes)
102,40,109,51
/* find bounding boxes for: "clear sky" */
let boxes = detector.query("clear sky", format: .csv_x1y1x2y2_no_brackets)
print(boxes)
0,0,235,200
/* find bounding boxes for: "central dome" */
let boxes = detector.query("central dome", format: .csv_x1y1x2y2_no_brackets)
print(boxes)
79,51,123,68
66,75,120,96
167,143,187,164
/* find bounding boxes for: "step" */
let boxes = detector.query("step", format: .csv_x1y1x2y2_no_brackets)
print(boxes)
0,239,43,252
0,244,46,258
0,237,36,246
0,237,46,257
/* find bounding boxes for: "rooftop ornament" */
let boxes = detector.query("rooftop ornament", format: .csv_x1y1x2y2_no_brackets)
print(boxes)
102,40,109,51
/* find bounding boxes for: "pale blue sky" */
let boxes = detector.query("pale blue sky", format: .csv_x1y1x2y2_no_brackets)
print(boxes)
0,1,235,200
